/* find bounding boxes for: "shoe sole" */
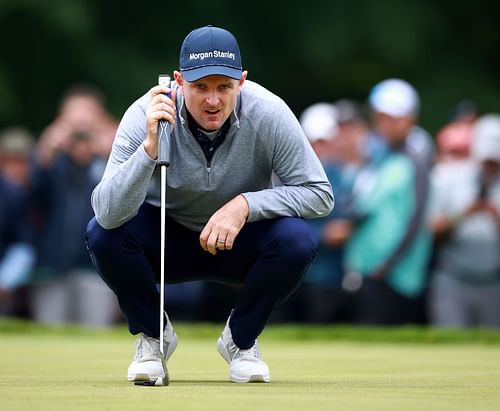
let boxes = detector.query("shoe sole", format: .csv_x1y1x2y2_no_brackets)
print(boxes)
130,372,167,382
230,373,270,383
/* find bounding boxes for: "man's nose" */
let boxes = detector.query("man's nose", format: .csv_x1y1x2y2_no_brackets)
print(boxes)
206,91,220,106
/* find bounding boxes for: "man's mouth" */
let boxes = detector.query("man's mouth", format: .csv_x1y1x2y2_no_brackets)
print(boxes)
205,109,220,115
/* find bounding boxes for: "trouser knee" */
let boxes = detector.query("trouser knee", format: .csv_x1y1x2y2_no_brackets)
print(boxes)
85,217,134,283
269,218,317,270
257,218,318,297
85,218,120,260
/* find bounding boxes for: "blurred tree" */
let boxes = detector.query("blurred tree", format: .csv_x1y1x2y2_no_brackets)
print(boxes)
0,0,499,136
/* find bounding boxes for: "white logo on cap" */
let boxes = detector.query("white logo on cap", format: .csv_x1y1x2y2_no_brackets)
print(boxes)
189,50,236,61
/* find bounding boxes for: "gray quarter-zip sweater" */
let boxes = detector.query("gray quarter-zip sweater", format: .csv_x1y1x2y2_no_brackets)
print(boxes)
91,80,334,231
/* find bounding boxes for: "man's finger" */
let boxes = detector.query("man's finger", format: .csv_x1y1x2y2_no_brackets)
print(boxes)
206,231,219,255
199,226,209,252
223,234,234,250
217,235,228,251
150,85,171,97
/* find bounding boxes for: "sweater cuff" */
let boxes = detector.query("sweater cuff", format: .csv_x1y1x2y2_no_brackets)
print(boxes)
140,142,158,164
241,192,260,222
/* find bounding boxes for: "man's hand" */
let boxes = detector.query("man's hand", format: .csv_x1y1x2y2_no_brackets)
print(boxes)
144,85,177,160
371,263,389,280
322,219,352,247
36,120,74,167
200,195,249,255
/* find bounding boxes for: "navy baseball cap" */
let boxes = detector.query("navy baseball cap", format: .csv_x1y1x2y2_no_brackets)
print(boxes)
180,25,242,82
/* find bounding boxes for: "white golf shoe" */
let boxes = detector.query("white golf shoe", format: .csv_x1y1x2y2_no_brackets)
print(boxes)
127,316,178,383
217,319,270,383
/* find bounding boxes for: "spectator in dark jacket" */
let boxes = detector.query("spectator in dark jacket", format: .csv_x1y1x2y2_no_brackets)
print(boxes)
0,127,35,315
30,86,119,326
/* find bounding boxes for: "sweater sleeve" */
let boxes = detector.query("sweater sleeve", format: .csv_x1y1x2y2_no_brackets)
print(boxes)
91,95,158,229
242,100,334,221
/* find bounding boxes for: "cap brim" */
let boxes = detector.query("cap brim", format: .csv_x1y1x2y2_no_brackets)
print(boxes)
182,66,242,82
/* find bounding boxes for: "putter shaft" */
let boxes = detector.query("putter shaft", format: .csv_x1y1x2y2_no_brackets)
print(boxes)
159,164,168,386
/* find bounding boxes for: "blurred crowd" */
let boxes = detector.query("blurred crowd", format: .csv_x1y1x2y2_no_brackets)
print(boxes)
0,85,120,326
1,79,500,328
289,80,500,328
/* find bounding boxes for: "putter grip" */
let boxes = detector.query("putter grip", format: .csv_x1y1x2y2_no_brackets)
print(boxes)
157,74,171,167
158,121,170,167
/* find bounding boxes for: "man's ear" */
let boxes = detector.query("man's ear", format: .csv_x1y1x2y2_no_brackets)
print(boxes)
239,70,248,88
174,70,184,87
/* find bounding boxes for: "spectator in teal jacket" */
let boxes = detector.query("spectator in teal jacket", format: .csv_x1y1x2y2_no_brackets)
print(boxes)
297,101,365,323
342,79,433,324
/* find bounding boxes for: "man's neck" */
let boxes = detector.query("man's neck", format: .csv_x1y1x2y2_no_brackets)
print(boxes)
186,110,220,134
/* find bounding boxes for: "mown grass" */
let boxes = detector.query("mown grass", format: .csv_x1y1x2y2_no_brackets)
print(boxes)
1,320,500,411
2,318,500,344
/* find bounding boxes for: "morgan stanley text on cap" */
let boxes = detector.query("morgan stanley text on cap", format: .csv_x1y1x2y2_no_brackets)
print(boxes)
180,25,243,82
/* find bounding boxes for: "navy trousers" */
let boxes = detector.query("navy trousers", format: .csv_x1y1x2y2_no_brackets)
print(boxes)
85,203,317,349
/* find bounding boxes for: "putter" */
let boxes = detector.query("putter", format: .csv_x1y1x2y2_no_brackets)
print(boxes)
135,74,171,387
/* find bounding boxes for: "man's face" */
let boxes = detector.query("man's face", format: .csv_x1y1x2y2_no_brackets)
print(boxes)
175,71,247,131
373,111,415,145
60,96,104,130
311,139,335,162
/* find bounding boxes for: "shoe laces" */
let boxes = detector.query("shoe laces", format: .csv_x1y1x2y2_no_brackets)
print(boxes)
225,333,261,362
235,344,261,361
135,334,161,361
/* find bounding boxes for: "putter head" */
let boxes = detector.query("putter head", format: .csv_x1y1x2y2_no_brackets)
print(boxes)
134,354,169,387
159,353,169,386
134,379,159,387
134,374,169,387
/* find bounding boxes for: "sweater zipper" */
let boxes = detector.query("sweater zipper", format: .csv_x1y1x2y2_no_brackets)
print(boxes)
205,131,233,188
206,160,211,187
204,122,238,188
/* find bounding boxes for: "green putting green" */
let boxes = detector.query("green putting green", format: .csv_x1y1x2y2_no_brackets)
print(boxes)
1,321,499,411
